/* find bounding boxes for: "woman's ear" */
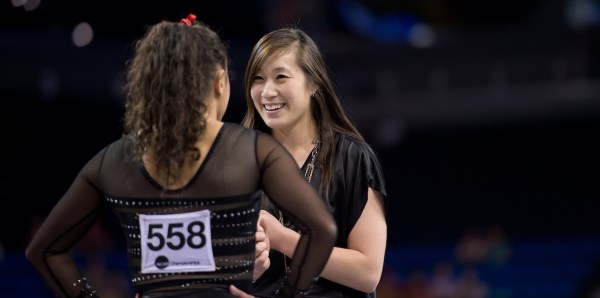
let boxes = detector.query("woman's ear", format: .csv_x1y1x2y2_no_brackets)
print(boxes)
214,69,227,96
308,81,318,97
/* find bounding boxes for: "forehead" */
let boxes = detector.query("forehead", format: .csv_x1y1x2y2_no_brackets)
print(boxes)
258,49,299,72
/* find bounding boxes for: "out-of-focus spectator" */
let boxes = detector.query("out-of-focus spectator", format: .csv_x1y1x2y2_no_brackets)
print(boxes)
376,266,404,298
455,228,489,266
430,261,457,298
484,225,511,266
401,270,434,298
455,268,489,298
455,225,512,267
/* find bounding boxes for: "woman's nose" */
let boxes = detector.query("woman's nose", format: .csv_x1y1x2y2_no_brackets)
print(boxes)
261,80,277,98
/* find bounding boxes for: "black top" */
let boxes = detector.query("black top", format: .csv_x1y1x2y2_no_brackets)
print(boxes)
26,123,335,298
253,134,388,298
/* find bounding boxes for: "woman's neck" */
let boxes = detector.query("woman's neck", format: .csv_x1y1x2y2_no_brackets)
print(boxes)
272,121,317,150
271,120,318,167
142,116,223,189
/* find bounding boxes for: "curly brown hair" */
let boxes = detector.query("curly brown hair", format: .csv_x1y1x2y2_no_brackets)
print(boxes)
124,19,228,186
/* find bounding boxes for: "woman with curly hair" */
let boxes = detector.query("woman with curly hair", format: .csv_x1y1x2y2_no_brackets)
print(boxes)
25,15,336,298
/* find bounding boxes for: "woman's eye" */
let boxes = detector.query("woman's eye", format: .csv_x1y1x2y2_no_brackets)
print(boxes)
276,74,289,79
253,76,264,81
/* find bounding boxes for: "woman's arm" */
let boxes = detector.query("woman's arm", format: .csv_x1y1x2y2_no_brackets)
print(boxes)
261,187,386,293
257,133,337,295
230,285,256,298
321,188,386,292
25,175,106,297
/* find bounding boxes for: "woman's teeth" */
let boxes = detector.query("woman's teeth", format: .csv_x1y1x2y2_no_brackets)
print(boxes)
264,104,284,111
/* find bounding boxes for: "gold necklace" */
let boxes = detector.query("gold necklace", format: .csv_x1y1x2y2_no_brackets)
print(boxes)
279,142,319,272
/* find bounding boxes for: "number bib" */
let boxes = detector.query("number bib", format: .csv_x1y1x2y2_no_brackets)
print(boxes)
139,210,215,273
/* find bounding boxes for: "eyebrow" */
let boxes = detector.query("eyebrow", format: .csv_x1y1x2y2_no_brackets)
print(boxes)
269,66,290,73
256,65,292,75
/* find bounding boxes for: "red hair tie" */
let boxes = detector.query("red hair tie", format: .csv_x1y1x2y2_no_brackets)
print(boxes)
180,14,196,26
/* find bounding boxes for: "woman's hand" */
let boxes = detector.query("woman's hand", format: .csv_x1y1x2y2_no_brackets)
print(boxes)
257,210,285,248
254,222,271,280
258,210,301,257
229,285,256,298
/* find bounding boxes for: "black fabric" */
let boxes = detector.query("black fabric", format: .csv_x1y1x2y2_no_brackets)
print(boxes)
140,287,232,298
27,123,335,297
253,134,388,298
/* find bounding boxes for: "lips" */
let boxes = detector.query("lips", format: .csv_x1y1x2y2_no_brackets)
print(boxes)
264,103,285,111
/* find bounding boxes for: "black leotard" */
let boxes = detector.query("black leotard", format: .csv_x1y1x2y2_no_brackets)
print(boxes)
26,123,336,297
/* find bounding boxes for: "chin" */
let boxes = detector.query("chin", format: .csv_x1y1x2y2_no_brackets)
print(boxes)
264,120,285,130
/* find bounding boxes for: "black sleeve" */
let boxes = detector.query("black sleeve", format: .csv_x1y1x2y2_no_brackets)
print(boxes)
335,136,387,244
256,133,337,296
25,148,108,297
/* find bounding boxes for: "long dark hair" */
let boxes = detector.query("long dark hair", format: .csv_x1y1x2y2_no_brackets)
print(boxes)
124,18,228,186
242,27,363,200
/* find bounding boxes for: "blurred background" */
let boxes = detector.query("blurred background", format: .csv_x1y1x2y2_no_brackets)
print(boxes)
1,0,600,297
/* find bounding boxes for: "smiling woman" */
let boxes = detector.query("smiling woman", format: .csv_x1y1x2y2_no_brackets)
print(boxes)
249,50,317,154
242,27,388,298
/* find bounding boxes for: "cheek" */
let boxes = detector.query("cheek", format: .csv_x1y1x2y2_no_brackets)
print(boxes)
252,100,262,112
250,87,262,107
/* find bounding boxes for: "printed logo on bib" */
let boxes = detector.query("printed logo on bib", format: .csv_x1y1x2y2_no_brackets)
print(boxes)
139,210,215,273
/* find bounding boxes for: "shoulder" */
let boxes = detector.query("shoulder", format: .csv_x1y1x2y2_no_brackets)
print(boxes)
222,122,261,138
334,133,387,197
221,123,281,152
219,122,259,143
79,137,127,182
222,122,251,133
336,133,367,148
334,134,386,182
100,137,133,159
84,137,130,168
223,122,278,141
335,134,379,161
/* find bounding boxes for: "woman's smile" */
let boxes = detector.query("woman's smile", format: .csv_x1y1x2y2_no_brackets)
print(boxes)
264,103,286,112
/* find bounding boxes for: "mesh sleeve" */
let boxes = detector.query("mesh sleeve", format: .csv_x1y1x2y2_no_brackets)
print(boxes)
256,133,337,296
25,149,107,297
